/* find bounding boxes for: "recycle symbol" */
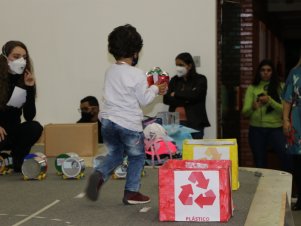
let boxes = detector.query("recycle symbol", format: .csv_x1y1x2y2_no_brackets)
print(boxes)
199,147,222,160
178,171,216,208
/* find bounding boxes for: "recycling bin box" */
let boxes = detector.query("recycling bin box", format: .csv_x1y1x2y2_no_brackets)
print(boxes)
159,159,233,222
182,139,239,190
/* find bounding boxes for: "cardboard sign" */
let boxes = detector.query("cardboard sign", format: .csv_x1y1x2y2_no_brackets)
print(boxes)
182,139,239,190
159,159,233,222
44,123,98,157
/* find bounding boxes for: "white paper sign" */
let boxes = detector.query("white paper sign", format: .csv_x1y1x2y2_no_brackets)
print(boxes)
174,170,220,222
6,86,27,108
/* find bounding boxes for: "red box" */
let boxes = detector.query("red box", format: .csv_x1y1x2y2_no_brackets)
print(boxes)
158,74,169,85
146,67,169,87
147,74,154,86
159,159,233,222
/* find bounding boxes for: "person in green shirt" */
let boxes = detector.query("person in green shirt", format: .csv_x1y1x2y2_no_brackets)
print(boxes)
242,59,290,171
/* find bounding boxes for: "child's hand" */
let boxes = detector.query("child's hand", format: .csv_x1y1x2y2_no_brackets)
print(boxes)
156,82,167,95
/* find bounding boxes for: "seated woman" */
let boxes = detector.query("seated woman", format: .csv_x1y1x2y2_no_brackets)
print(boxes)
0,41,43,172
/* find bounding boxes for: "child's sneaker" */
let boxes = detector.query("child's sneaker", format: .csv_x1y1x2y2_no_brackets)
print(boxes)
122,190,151,205
85,171,104,201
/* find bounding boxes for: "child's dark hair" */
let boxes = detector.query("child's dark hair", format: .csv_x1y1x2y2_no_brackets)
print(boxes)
108,24,143,60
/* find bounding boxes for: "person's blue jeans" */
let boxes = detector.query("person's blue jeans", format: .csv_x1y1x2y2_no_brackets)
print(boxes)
248,126,291,172
95,118,145,192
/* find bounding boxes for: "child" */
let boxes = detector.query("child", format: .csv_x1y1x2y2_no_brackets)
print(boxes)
85,24,167,204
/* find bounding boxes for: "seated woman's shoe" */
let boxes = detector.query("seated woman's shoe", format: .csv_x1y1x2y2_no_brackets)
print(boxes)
292,201,301,211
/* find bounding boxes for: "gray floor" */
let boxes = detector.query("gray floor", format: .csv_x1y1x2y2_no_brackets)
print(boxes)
1,161,256,226
1,146,301,226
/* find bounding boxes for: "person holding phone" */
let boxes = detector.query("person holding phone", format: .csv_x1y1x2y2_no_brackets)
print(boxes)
242,59,290,171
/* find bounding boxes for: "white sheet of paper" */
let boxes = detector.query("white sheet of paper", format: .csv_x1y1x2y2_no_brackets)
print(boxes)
6,86,27,108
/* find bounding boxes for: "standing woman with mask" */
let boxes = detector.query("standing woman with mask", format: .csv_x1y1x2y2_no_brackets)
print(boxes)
163,52,210,139
242,59,290,171
0,41,43,172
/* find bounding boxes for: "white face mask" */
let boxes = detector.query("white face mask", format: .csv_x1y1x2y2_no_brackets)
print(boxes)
8,57,26,74
176,66,187,77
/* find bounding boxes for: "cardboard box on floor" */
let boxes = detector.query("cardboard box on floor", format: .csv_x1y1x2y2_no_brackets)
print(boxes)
44,123,98,157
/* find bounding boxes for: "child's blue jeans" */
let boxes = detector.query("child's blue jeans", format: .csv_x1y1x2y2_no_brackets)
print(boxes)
95,118,145,192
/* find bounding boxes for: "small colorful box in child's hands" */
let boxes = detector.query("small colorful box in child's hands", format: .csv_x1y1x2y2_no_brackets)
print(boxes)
147,67,169,86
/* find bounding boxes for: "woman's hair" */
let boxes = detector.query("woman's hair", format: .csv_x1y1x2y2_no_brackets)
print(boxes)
0,40,35,109
253,59,281,113
175,52,197,76
108,24,143,60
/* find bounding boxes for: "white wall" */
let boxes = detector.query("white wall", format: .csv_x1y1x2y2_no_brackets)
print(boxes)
0,0,217,138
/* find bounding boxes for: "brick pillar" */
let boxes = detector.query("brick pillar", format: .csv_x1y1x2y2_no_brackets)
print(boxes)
240,0,255,167
217,0,260,167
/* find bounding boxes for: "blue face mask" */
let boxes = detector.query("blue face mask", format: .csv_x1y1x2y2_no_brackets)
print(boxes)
132,55,139,66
